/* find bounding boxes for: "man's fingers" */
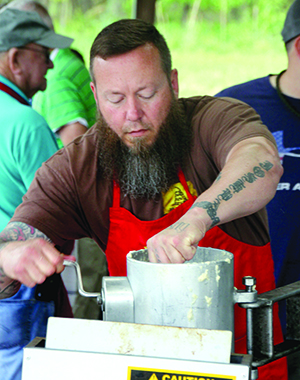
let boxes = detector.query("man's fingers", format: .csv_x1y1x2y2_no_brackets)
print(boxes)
34,239,63,265
25,264,48,287
12,261,47,288
34,254,59,277
148,246,171,263
3,239,64,286
147,229,198,264
147,243,186,264
175,240,197,261
22,252,71,287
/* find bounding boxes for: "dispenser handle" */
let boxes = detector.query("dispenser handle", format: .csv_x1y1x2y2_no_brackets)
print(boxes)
63,259,102,303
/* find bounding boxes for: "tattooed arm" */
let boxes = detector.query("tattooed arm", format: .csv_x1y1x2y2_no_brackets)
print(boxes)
0,222,66,299
147,136,283,263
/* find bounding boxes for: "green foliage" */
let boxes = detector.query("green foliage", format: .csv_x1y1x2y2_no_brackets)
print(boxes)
47,0,297,97
161,21,287,97
155,0,288,24
0,0,291,96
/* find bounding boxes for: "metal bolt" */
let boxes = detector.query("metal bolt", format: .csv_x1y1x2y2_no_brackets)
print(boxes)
243,276,256,291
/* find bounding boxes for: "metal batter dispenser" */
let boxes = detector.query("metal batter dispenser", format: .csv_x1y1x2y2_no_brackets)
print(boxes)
61,246,300,379
21,247,300,380
23,247,252,380
103,247,235,335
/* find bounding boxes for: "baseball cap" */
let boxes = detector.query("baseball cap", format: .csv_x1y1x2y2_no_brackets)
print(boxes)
281,0,300,43
0,8,73,52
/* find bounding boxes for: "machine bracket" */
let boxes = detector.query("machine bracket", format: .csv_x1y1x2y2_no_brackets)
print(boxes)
238,278,300,379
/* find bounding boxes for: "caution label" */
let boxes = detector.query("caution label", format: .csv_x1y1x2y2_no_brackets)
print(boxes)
127,367,236,380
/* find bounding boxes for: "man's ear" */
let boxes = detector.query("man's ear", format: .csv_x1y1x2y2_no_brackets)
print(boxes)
90,82,98,105
7,48,23,75
294,36,300,57
170,68,179,98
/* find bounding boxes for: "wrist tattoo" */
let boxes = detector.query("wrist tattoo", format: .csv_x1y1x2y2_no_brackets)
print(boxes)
169,221,190,232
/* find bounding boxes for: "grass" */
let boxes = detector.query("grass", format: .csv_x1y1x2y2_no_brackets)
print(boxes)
55,15,288,98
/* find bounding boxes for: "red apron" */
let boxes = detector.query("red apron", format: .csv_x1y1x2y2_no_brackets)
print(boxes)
105,170,287,379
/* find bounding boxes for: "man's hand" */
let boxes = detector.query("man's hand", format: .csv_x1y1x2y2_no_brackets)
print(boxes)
0,239,65,289
0,221,76,299
147,210,208,263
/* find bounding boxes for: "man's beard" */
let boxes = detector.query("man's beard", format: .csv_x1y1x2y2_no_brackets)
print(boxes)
97,98,192,199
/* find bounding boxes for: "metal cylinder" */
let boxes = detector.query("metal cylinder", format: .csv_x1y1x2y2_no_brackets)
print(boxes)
127,247,234,334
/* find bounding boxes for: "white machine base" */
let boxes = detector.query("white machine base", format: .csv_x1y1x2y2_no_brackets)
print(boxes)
22,317,250,380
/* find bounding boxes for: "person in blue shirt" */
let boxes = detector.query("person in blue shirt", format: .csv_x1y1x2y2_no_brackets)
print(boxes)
215,5,300,376
216,0,300,298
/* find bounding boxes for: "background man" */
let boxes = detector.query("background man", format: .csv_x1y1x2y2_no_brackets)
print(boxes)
215,0,300,325
215,2,300,377
0,8,73,380
4,0,107,321
0,19,287,379
4,0,97,147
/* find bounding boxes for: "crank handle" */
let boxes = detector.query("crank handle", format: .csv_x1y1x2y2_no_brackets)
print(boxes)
63,259,102,304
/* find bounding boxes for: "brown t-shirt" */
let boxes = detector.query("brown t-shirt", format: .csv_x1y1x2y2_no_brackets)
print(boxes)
12,96,275,250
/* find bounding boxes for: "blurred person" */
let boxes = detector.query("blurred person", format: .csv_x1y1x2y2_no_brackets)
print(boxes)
215,0,300,323
0,19,287,379
216,3,300,376
4,0,97,148
32,45,97,148
0,8,73,380
5,0,108,320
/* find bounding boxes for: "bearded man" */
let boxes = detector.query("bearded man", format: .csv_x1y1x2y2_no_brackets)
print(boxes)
0,19,287,379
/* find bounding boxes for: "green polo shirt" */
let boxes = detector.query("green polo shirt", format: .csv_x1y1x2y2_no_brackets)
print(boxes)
33,48,97,148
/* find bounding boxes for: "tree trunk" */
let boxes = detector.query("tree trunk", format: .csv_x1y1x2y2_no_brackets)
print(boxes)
220,0,227,40
134,0,156,24
188,0,201,28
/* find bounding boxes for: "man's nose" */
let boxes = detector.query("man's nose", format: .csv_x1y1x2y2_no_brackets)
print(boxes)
47,59,54,70
126,97,143,121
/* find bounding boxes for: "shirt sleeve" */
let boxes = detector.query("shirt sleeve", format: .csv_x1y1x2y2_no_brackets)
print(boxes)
11,147,90,248
194,96,276,170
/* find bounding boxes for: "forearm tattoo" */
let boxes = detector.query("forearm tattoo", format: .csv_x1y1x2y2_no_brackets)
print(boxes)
0,222,51,297
0,221,51,245
190,160,274,228
214,172,222,183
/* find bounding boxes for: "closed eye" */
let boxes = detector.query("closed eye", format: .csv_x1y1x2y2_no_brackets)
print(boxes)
138,91,155,100
107,94,124,103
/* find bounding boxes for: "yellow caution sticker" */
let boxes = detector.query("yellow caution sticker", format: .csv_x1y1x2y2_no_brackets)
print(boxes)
127,367,236,380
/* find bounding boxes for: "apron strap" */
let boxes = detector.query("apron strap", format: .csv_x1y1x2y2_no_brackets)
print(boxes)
112,180,121,207
178,167,194,201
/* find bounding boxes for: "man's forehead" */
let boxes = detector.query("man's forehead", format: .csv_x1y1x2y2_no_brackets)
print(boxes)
98,44,159,63
92,44,163,82
27,42,47,50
